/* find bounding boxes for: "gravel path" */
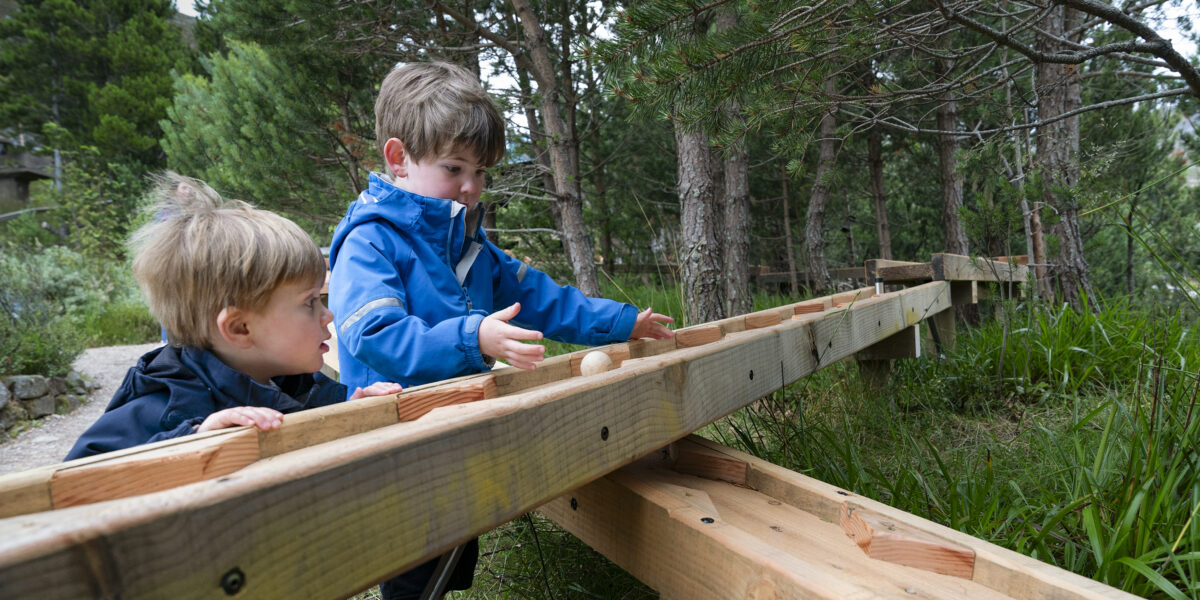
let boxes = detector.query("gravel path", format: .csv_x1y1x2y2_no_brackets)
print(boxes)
0,343,162,476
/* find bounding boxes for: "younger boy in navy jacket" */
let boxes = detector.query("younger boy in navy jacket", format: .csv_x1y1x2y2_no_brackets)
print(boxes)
67,173,400,460
328,62,674,599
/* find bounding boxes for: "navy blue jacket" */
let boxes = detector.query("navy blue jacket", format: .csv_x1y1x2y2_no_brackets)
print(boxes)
65,345,346,460
328,173,637,391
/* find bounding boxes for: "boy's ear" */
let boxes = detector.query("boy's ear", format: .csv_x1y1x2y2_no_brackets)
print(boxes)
383,138,408,178
215,307,254,349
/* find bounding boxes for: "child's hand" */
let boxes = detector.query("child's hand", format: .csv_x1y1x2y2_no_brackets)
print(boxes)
479,302,545,370
350,381,404,400
631,307,674,340
197,406,284,433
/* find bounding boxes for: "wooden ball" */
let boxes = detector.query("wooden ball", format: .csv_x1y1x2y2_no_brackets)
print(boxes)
579,350,614,376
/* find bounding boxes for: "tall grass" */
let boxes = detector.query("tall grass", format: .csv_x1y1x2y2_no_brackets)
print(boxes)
708,298,1200,598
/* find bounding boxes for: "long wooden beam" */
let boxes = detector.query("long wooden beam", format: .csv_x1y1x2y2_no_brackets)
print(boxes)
0,283,949,599
932,253,1028,283
541,436,1135,599
868,254,1030,286
0,286,877,520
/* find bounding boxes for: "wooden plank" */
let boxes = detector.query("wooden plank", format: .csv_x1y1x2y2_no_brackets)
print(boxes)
0,283,954,599
840,503,975,578
670,439,748,485
0,467,54,520
0,284,907,521
674,325,723,348
50,429,260,508
259,392,399,457
743,310,782,330
932,253,1029,283
866,259,927,281
686,437,1138,600
542,437,1128,599
396,377,496,422
0,428,245,519
877,262,935,283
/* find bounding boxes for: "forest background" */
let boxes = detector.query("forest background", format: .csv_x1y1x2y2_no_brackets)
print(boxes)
2,0,1200,598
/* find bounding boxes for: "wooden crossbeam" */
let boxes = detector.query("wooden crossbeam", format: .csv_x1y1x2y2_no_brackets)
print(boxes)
933,253,1029,283
870,259,935,283
0,282,951,599
541,436,1136,600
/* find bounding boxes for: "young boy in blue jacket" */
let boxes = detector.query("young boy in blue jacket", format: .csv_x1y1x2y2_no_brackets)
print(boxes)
328,62,674,599
66,173,400,460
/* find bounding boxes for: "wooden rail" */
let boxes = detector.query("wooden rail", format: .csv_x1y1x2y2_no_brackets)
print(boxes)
0,283,951,598
0,254,1102,600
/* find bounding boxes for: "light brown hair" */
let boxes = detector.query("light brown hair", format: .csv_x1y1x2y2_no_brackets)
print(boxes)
375,61,506,167
129,173,327,348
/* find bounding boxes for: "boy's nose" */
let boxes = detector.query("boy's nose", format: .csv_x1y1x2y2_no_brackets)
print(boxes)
320,303,334,326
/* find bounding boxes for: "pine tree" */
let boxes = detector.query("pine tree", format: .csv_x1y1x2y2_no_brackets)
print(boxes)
0,0,192,167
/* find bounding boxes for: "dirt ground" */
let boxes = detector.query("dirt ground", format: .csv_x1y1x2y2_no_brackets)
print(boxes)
0,343,161,476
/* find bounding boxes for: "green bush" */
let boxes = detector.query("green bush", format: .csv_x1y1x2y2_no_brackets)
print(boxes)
0,247,85,376
0,245,158,376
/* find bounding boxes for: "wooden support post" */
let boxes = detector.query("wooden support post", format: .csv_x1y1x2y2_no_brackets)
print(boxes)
541,436,1136,600
930,308,956,354
951,281,978,305
855,324,919,402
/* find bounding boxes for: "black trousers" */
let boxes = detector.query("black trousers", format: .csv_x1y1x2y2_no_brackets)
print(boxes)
379,537,479,600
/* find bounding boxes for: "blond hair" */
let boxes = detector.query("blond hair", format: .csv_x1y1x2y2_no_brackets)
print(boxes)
129,173,327,348
375,61,506,167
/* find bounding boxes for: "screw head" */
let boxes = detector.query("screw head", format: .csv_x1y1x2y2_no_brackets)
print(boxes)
570,497,578,510
600,426,609,441
748,370,754,380
701,517,715,524
220,568,245,595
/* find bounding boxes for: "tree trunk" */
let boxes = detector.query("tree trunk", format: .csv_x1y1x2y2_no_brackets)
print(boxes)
936,53,969,256
781,165,799,297
1035,5,1093,309
805,78,837,294
713,8,751,316
675,123,724,324
867,126,892,260
723,132,751,316
510,0,600,297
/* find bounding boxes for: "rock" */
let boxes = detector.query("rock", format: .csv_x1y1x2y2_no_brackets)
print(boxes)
23,395,55,419
0,401,29,433
5,375,49,400
66,370,89,394
56,394,83,414
0,382,9,412
48,376,67,396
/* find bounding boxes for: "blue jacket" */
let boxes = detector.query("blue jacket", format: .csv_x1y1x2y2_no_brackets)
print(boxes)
65,345,346,460
328,173,637,391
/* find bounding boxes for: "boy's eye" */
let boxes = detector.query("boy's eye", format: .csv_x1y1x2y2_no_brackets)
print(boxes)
445,165,461,174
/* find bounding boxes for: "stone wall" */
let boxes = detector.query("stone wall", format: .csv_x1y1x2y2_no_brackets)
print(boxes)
0,372,98,436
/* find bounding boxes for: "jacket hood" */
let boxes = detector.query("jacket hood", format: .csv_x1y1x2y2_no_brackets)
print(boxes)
329,172,483,268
